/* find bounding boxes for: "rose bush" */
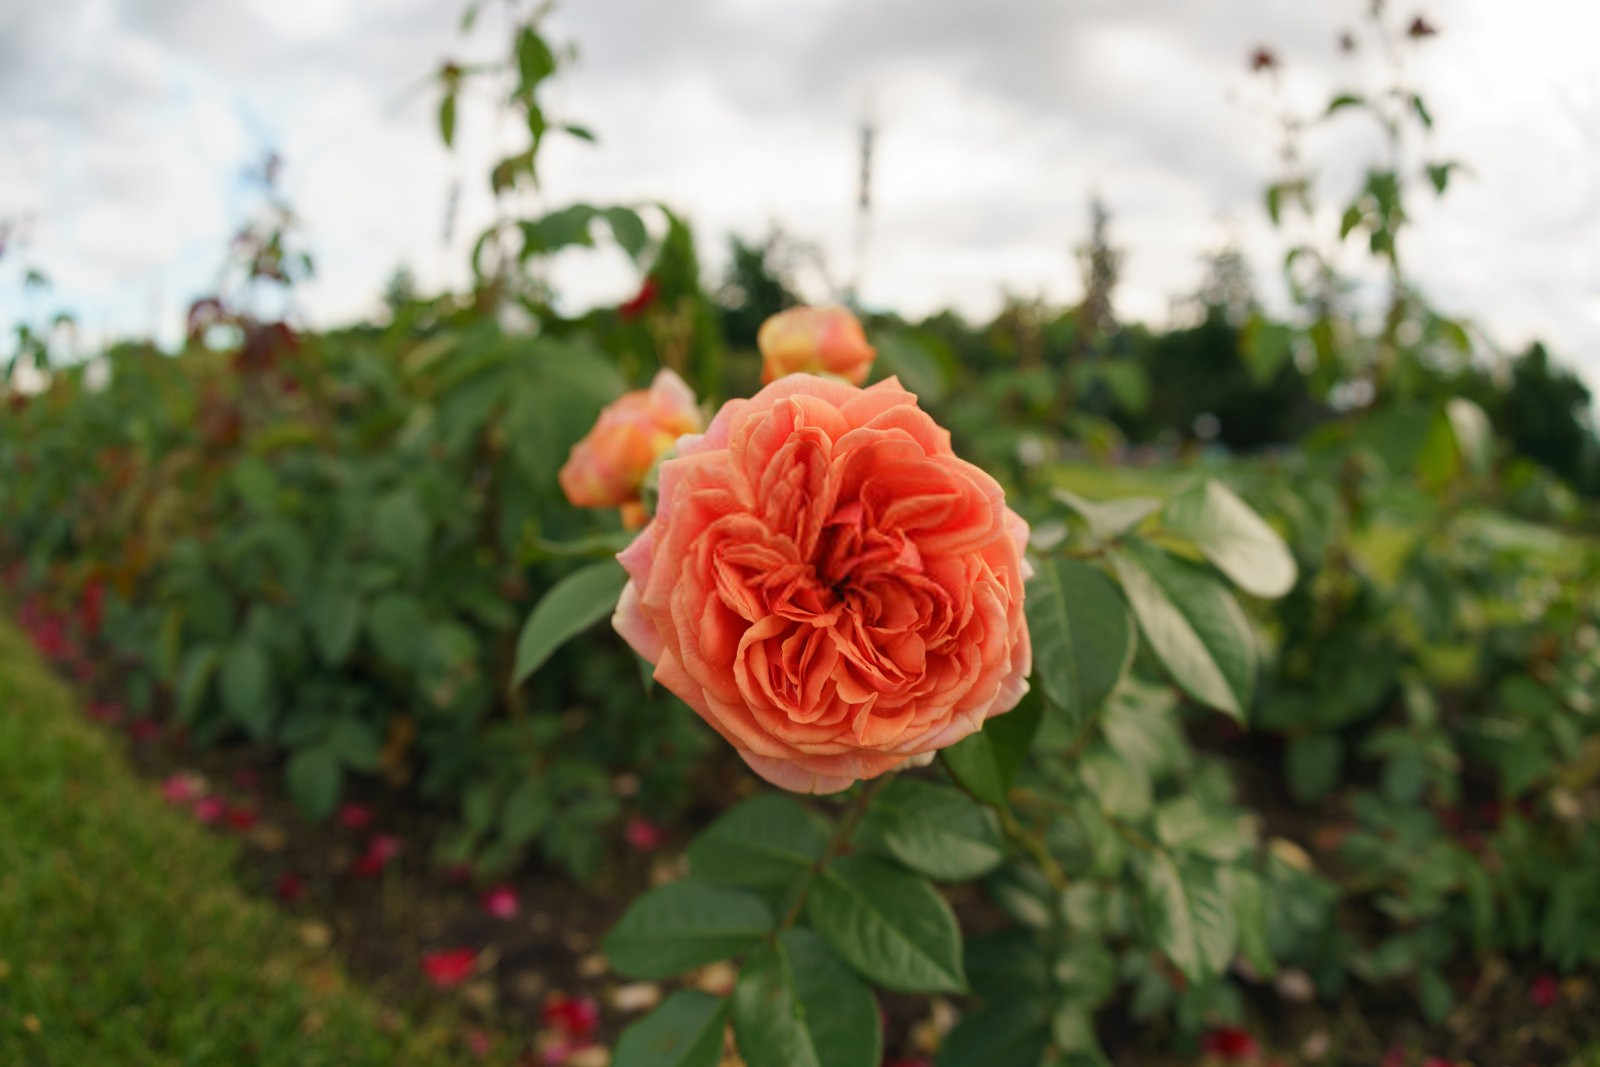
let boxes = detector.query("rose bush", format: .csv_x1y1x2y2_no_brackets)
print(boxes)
613,372,1032,792
757,305,877,385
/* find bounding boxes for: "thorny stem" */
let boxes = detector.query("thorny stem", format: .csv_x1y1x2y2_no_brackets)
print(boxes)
995,801,1071,892
779,774,890,930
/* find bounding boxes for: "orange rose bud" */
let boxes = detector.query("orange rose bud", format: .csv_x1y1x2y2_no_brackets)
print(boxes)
757,305,876,386
559,369,702,517
613,374,1031,794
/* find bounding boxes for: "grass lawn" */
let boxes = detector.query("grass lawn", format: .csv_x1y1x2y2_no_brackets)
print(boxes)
0,616,505,1066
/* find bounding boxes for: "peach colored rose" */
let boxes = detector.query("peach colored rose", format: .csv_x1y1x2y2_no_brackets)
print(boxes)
559,369,702,528
758,306,877,386
613,374,1031,793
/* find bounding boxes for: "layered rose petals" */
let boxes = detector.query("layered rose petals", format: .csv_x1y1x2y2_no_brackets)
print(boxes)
758,306,877,385
558,369,703,526
614,374,1030,793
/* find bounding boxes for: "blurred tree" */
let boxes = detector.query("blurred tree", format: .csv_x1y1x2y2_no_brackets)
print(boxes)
717,230,800,351
1497,341,1600,493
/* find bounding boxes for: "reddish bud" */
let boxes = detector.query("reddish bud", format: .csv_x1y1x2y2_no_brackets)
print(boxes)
338,803,374,830
625,817,664,852
482,884,520,920
542,994,600,1041
193,796,226,824
1202,1026,1261,1060
619,276,659,321
422,948,478,988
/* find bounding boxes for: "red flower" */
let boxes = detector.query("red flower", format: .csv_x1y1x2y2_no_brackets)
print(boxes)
624,817,663,852
482,885,520,920
422,948,478,988
225,805,258,831
276,872,306,902
352,834,403,877
338,803,374,830
1202,1026,1261,1060
542,994,600,1041
618,276,659,321
1248,46,1279,72
1530,972,1560,1008
193,796,226,824
1406,15,1438,38
162,774,202,805
1380,1045,1407,1067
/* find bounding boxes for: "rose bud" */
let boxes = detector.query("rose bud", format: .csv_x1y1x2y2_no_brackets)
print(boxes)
559,369,702,529
758,306,877,386
614,374,1031,793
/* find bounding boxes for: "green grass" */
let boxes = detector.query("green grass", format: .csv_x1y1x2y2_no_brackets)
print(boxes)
0,616,501,1066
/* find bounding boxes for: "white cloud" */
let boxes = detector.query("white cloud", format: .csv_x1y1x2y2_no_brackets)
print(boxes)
2,0,1597,396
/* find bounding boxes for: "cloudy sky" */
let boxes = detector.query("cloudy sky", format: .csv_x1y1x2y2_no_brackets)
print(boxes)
4,0,1598,389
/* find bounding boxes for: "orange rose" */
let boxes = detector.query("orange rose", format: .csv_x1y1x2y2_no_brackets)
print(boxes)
613,374,1031,793
559,369,702,527
758,306,876,386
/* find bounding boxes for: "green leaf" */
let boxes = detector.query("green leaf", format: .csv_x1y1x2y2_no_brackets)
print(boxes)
176,644,220,724
1222,867,1274,976
1051,488,1160,544
285,745,341,821
514,25,556,90
1325,91,1366,116
1286,733,1343,803
939,689,1043,808
1052,1005,1110,1065
367,592,430,668
1079,749,1151,820
1026,557,1133,732
604,881,773,980
500,778,553,848
602,207,649,262
614,990,728,1067
438,91,457,147
1153,796,1253,861
687,794,830,888
936,1000,1050,1067
307,589,362,667
1339,203,1364,240
220,641,273,739
1143,853,1236,983
806,855,966,994
511,560,628,689
1418,967,1452,1023
1110,541,1257,720
1444,397,1491,476
563,122,597,143
1162,479,1297,598
1410,92,1433,129
874,333,950,405
1424,160,1461,195
731,930,881,1067
856,779,1004,881
373,488,430,572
